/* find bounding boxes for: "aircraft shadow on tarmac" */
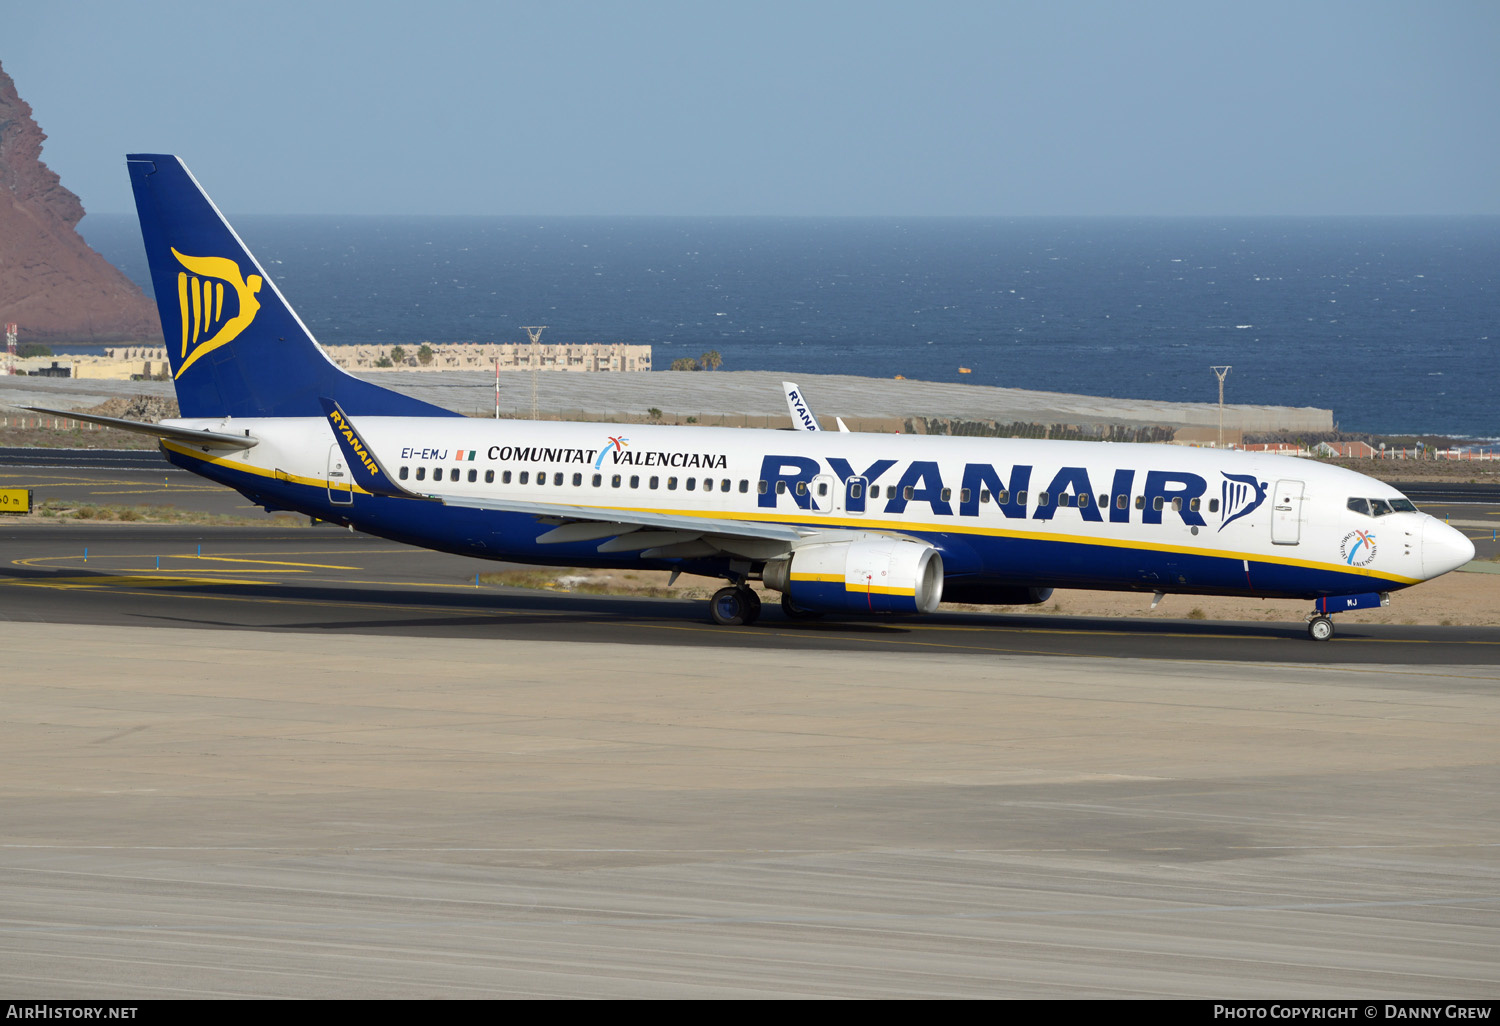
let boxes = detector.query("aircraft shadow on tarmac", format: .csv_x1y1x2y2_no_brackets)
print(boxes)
0,562,1346,638
6,560,1497,662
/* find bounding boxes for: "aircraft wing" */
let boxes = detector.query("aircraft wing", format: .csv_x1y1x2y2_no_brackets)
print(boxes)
422,490,809,560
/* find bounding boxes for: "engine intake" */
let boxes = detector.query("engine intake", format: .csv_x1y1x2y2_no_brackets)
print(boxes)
763,535,944,615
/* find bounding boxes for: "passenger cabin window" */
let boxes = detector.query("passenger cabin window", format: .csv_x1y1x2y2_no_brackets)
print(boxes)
451,468,460,482
940,488,951,502
1037,492,1050,507
1209,498,1219,512
485,470,495,483
630,475,639,488
502,470,512,484
468,469,477,483
1116,494,1127,510
591,473,601,487
667,477,677,490
980,489,991,504
553,473,563,486
1077,493,1090,508
686,478,696,491
817,482,829,497
416,467,426,481
399,466,409,480
649,476,659,489
1153,496,1165,511
796,481,808,496
519,471,528,484
849,483,863,499
573,473,583,486
738,480,749,493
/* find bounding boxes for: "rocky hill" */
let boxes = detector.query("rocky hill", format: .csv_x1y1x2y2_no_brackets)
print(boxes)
0,60,160,343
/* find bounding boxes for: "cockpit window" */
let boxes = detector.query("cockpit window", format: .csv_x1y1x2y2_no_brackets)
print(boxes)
1349,496,1416,517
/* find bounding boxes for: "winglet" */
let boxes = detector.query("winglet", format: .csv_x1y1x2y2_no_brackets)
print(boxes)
319,396,429,499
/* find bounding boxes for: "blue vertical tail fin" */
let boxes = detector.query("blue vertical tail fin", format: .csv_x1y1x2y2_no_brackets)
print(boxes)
126,153,459,420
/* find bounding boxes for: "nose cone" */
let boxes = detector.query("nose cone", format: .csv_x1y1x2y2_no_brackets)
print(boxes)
1422,517,1475,579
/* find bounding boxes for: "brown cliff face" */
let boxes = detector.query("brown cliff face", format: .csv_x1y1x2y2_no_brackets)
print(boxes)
0,60,161,343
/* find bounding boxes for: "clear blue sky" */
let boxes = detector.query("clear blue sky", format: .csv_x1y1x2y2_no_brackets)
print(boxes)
7,0,1499,216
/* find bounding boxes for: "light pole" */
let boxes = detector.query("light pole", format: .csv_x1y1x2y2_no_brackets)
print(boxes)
522,326,547,420
1211,366,1231,448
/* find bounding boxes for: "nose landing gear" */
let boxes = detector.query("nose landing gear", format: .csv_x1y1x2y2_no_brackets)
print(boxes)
1306,591,1389,640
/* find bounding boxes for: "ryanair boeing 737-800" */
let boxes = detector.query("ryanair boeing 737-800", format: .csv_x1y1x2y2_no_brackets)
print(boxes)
31,155,1475,640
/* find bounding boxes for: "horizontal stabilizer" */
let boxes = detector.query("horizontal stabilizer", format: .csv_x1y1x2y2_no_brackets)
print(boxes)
20,406,257,450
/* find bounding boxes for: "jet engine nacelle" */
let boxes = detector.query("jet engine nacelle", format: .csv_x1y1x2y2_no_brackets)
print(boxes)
763,535,944,615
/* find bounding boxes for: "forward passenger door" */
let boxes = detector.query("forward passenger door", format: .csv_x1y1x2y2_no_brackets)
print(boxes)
1271,479,1303,545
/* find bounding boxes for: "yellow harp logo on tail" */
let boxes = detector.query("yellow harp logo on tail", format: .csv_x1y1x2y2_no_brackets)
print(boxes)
171,247,263,378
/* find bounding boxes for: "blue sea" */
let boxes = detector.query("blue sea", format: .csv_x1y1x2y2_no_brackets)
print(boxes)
79,214,1500,438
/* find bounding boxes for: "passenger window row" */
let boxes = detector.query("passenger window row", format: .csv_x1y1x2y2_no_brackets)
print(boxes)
396,465,754,493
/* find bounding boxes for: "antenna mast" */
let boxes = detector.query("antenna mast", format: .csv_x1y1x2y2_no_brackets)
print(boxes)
1211,365,1232,448
521,326,547,420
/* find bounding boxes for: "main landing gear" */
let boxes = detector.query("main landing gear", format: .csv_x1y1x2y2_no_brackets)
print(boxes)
709,585,762,626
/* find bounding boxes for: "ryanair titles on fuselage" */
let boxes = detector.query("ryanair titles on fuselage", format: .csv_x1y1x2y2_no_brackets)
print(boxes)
754,454,1265,530
396,441,1267,530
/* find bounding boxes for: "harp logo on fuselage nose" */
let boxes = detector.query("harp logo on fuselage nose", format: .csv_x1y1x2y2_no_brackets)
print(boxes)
170,247,263,378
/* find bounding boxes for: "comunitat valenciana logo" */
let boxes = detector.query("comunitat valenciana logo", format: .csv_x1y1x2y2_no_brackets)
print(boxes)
171,247,262,378
1340,529,1378,567
594,435,629,469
